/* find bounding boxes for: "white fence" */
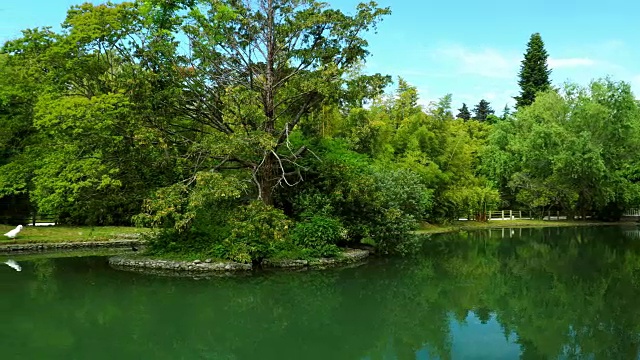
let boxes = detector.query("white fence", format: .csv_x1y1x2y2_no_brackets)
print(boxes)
623,208,640,217
459,208,640,221
485,207,640,220
463,210,566,221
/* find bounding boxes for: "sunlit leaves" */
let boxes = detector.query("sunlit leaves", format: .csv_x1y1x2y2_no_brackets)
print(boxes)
486,79,640,217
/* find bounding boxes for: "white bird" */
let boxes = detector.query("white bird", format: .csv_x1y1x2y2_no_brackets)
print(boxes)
4,225,23,239
4,259,21,272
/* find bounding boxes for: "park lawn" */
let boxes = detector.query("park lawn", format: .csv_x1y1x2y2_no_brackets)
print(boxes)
416,219,629,235
0,225,149,244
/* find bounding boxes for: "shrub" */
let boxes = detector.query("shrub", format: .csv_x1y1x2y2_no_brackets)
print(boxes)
290,214,344,258
285,140,434,255
223,201,292,264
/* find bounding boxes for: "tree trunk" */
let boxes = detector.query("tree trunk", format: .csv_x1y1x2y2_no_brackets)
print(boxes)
258,0,277,207
257,153,276,206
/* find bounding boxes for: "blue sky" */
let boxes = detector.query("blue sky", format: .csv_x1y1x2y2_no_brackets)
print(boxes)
2,0,639,111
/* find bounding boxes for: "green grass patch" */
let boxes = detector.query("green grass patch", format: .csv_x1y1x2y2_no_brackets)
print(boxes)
416,219,630,235
0,225,149,244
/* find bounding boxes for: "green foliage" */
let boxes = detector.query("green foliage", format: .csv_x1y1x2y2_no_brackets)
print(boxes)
472,99,494,121
515,32,552,108
134,172,246,231
456,103,471,120
224,202,292,263
485,78,640,219
290,214,343,258
133,0,392,206
290,139,434,254
144,201,293,264
430,94,454,121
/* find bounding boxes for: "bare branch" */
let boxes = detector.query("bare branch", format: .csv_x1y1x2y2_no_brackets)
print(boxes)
271,150,303,187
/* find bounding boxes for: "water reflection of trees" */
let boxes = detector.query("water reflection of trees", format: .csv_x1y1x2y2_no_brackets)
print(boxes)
2,226,640,359
429,226,640,359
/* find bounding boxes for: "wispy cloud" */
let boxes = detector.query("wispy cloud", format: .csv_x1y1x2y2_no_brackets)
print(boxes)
549,57,595,68
433,44,519,79
387,40,639,110
585,39,626,56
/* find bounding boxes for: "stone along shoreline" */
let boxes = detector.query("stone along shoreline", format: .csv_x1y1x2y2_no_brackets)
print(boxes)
0,239,142,254
108,248,371,276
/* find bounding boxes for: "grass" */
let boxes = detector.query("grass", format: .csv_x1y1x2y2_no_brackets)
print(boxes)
0,225,149,244
415,219,635,235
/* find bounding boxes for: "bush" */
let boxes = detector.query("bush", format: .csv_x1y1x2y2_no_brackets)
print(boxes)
223,201,292,264
335,165,432,255
290,214,344,258
284,140,434,255
143,226,231,259
368,208,421,255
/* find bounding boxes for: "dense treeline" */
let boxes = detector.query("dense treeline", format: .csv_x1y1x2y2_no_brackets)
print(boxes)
1,1,639,261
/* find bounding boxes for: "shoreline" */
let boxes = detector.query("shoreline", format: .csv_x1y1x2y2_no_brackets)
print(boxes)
108,248,371,276
1,220,635,270
416,219,637,235
0,239,142,255
0,221,632,255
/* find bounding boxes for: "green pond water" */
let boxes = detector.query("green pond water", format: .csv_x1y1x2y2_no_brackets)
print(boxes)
2,226,640,359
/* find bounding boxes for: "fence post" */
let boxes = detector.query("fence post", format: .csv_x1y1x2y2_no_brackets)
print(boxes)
501,210,505,220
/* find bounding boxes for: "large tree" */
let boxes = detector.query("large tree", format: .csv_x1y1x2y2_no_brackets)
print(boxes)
0,4,188,225
514,33,552,108
132,0,391,207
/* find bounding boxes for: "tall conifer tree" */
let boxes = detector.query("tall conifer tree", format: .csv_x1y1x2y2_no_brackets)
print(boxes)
472,99,494,121
456,103,471,120
514,33,552,108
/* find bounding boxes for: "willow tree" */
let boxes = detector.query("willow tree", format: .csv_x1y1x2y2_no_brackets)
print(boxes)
136,0,390,206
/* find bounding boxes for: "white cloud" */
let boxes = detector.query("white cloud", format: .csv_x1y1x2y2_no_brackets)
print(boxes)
548,57,595,68
480,89,517,109
396,41,640,111
590,39,626,56
481,92,497,101
433,44,519,79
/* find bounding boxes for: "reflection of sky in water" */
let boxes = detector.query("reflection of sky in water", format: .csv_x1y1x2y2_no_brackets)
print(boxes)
415,312,521,360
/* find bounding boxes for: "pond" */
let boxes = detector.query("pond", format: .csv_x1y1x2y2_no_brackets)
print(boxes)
2,225,640,359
